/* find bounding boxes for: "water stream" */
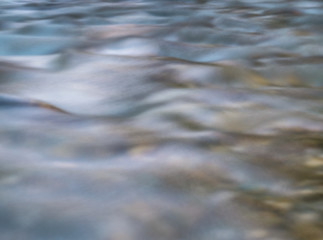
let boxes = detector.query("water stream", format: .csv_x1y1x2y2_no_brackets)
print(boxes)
0,1,322,239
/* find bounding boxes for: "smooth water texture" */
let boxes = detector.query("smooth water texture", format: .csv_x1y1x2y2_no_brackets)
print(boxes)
0,0,322,240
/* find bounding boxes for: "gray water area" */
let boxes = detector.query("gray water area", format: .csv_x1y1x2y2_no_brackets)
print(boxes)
0,0,323,239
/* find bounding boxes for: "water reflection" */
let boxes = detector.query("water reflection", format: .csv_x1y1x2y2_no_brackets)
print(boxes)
0,0,322,240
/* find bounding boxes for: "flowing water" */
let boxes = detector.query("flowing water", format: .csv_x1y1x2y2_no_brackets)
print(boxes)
0,0,323,239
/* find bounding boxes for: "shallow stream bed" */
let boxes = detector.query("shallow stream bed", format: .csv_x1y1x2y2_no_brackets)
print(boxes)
0,1,323,239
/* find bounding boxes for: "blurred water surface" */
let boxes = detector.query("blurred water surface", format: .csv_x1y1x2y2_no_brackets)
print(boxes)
0,0,323,239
